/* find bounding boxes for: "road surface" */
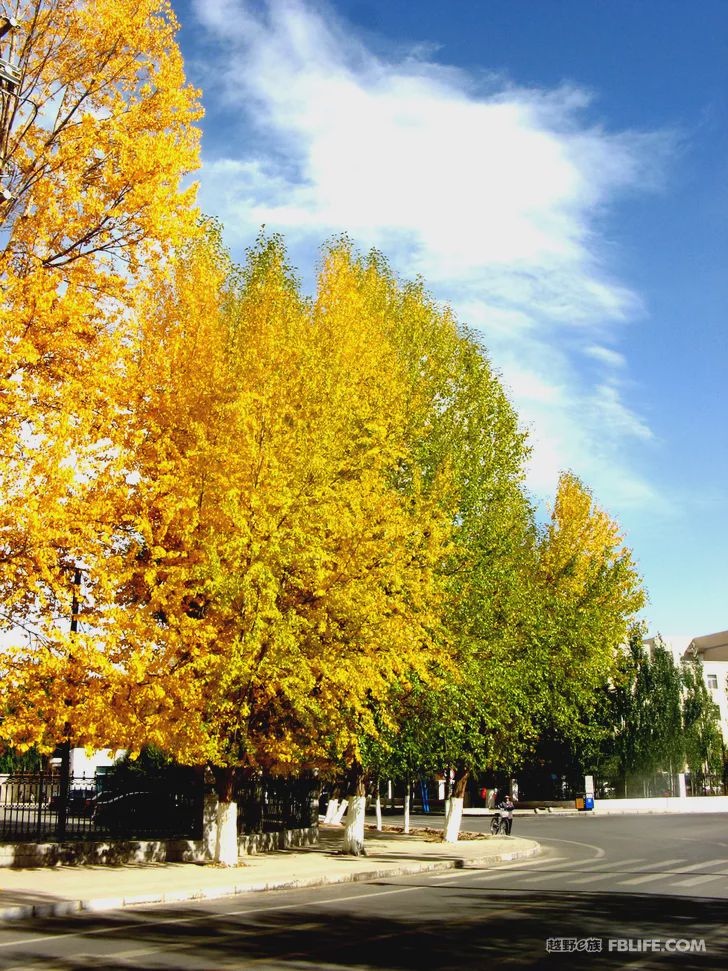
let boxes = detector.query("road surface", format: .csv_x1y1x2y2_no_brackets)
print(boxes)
0,814,725,969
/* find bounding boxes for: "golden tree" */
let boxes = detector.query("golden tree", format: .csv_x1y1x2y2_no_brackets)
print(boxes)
1,228,450,861
0,0,200,643
536,471,646,723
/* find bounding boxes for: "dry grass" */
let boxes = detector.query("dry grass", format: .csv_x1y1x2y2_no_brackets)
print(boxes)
365,824,489,842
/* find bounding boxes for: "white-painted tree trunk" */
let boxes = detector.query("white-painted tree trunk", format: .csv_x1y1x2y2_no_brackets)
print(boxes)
443,796,464,843
375,791,382,831
214,800,239,866
202,792,219,861
342,794,367,855
403,789,410,834
324,797,339,824
333,798,349,824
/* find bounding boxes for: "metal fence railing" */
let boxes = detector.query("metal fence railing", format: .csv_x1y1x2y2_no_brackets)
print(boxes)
0,771,203,843
0,770,320,843
236,776,319,835
685,772,727,797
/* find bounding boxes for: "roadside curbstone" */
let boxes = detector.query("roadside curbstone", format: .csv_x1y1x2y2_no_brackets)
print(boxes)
81,896,125,913
0,835,540,923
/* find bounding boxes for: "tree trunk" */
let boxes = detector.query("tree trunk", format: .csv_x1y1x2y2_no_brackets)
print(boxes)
375,780,382,831
443,768,469,843
212,766,239,866
323,784,341,823
403,774,411,834
342,763,367,855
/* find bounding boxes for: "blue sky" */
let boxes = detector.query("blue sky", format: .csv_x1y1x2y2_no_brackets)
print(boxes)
172,0,727,638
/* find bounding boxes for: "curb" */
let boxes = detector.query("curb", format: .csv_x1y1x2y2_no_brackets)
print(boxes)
0,840,540,923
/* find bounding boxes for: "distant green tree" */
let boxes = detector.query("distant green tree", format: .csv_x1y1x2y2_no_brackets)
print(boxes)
109,745,196,788
682,657,723,788
590,631,684,795
0,747,43,773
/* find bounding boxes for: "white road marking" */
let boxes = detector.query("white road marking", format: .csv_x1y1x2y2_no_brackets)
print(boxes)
668,857,728,874
486,855,567,871
531,836,606,862
429,855,564,880
505,869,584,884
566,857,646,875
531,859,655,885
673,873,727,888
446,865,571,884
618,860,686,885
602,857,647,870
565,873,616,885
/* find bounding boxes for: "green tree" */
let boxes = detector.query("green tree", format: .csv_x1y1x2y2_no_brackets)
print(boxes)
387,286,536,841
0,747,42,773
682,656,723,789
607,632,683,795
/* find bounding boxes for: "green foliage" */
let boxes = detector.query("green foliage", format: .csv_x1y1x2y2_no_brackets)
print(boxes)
682,656,724,780
113,745,175,776
573,630,688,791
0,746,43,773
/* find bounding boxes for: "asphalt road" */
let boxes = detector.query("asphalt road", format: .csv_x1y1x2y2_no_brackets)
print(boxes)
0,814,726,970
412,811,728,898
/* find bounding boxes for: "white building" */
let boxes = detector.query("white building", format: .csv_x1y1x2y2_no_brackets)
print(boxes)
48,748,121,779
647,629,728,743
685,630,728,743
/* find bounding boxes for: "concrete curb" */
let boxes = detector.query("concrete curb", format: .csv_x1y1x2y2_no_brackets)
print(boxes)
0,839,540,923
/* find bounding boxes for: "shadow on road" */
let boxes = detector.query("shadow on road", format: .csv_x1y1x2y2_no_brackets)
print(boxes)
2,886,727,969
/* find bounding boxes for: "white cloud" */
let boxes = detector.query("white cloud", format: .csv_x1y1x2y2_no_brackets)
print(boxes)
585,344,627,369
191,0,671,512
592,384,654,443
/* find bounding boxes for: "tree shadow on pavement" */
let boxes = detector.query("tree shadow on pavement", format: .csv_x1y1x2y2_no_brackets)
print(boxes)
2,887,727,970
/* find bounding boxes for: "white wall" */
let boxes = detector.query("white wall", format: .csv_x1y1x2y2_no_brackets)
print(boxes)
648,634,728,743
702,660,728,742
595,797,728,814
69,748,121,778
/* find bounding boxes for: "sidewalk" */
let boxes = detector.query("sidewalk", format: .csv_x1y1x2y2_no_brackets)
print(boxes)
0,825,539,923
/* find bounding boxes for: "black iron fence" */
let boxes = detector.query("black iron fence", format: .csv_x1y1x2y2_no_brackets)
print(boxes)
0,770,319,843
236,776,319,835
0,771,203,843
685,772,726,797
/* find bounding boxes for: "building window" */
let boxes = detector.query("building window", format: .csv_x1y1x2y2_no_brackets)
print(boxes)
706,674,718,690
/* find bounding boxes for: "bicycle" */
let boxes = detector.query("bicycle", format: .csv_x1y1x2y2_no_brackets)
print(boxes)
489,800,514,835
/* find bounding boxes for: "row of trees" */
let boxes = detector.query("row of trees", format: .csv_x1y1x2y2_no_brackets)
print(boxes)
594,635,723,795
0,1,645,862
526,632,725,800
